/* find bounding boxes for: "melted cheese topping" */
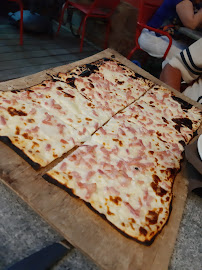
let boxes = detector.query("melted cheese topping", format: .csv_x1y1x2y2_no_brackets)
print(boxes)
1,58,201,243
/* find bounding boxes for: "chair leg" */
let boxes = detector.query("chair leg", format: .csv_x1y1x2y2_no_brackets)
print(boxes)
104,19,111,49
78,16,85,35
80,15,88,53
127,46,140,60
57,1,69,35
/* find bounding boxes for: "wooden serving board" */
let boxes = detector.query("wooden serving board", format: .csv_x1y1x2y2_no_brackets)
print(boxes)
0,49,202,270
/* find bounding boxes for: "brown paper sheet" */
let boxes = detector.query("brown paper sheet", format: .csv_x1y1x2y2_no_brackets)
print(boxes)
0,48,201,270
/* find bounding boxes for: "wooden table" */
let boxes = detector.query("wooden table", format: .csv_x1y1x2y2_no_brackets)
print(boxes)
0,48,202,270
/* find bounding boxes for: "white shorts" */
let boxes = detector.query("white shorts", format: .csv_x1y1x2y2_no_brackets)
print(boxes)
183,78,202,104
138,28,187,66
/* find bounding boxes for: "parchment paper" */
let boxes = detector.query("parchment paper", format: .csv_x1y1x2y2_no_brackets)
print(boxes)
0,49,201,270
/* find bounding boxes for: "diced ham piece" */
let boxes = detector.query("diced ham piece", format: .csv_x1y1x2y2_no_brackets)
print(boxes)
161,181,171,191
57,123,65,135
170,101,179,108
143,189,153,207
100,146,110,156
86,171,96,181
71,171,82,180
83,160,93,170
20,92,29,100
117,160,124,169
42,121,52,126
148,129,155,136
123,123,136,135
157,150,171,160
0,116,6,125
171,143,182,154
120,171,132,187
45,144,51,151
25,126,39,134
94,122,99,130
45,112,52,121
56,91,62,96
50,99,62,110
124,202,140,218
4,99,11,104
147,118,153,125
42,112,53,125
162,92,170,100
69,154,77,161
98,169,105,175
70,137,75,145
133,139,145,150
126,89,133,100
35,93,44,98
137,180,144,185
119,128,126,136
76,78,84,83
112,145,119,155
30,108,37,115
93,110,99,117
99,127,107,135
89,158,97,165
143,190,149,201
60,162,67,172
32,126,39,133
138,198,143,207
148,142,152,148
77,182,97,200
78,127,87,136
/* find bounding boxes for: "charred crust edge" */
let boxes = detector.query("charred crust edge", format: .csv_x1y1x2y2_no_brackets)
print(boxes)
0,136,40,170
43,174,80,199
171,95,193,110
42,173,167,246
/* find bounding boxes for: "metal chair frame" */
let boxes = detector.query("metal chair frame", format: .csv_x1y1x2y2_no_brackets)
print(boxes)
57,0,120,52
127,0,172,60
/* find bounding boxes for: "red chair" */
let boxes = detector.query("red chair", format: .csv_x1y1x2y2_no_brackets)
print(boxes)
9,0,23,45
127,0,172,60
57,0,120,52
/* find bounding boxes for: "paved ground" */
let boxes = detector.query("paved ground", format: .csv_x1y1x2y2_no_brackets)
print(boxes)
0,17,99,82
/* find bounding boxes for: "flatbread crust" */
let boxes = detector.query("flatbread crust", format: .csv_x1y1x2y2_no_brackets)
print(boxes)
1,57,202,244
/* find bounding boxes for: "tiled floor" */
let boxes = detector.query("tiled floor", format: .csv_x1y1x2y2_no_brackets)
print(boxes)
0,18,99,82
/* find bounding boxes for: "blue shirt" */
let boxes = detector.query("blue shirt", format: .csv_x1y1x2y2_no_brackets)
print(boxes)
148,0,184,29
